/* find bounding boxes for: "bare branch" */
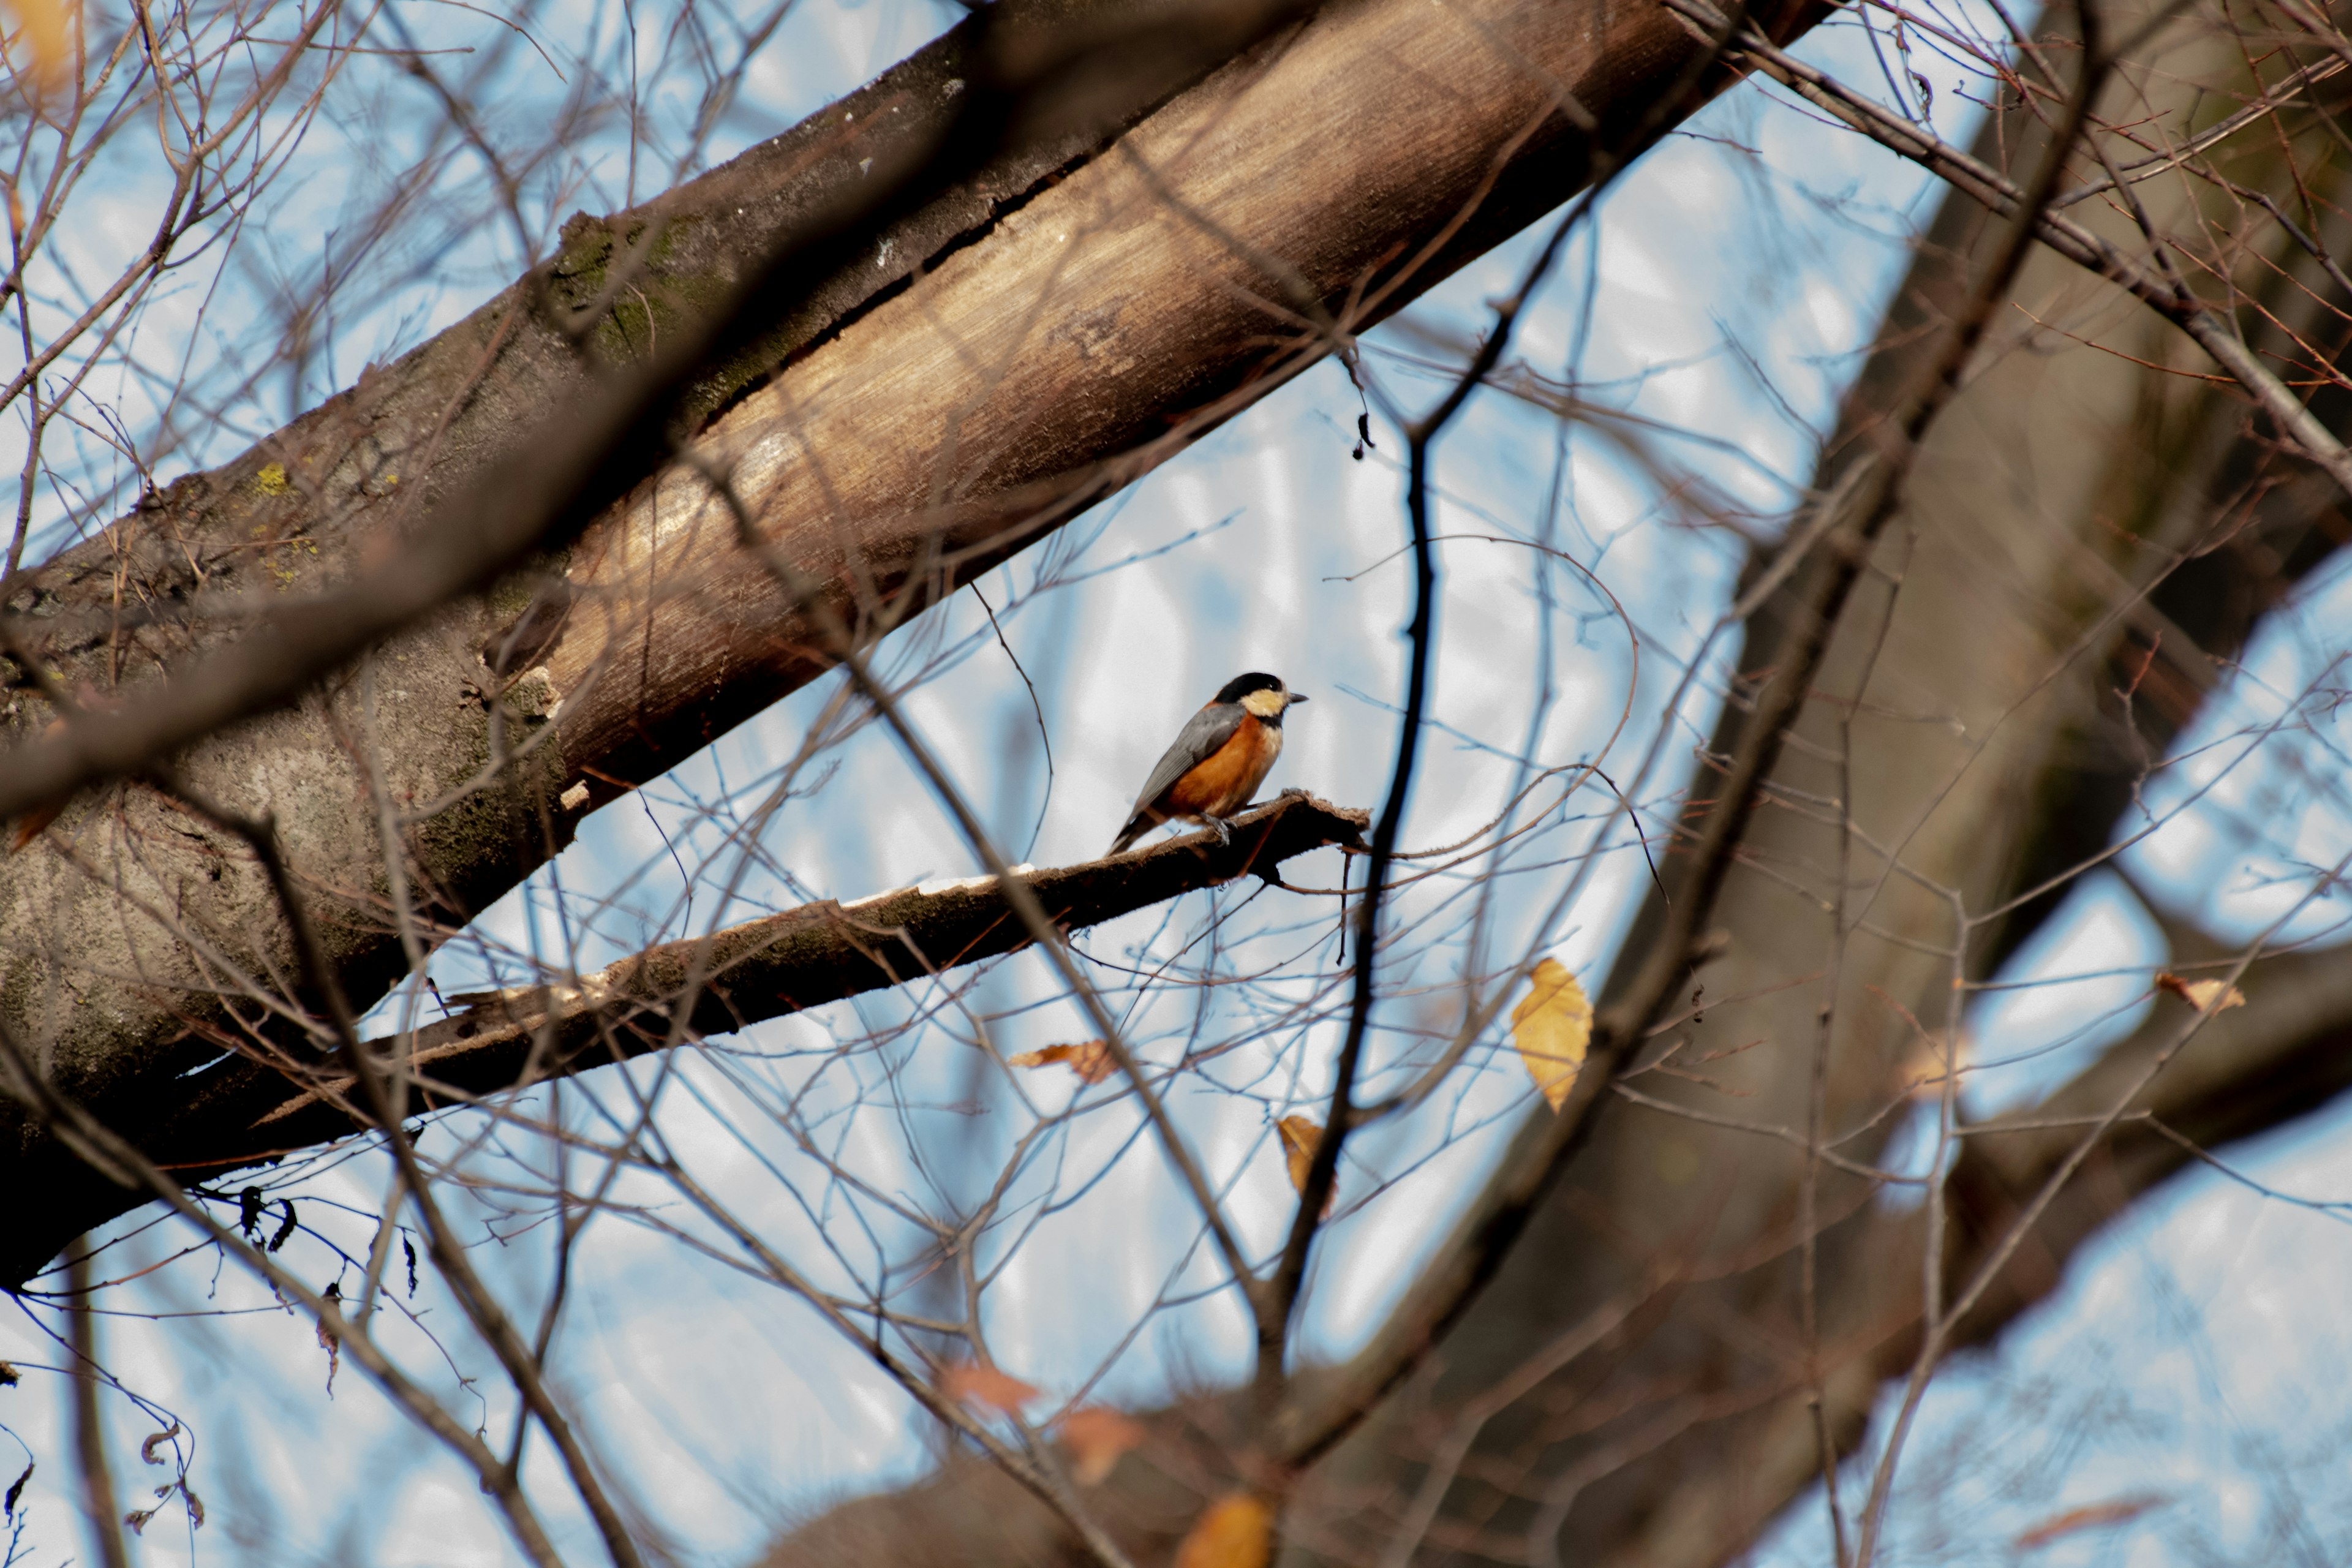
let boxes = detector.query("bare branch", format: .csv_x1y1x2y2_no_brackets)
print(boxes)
4,794,1366,1284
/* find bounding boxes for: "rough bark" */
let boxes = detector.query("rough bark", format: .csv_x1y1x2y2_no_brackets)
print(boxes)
0,0,1825,1280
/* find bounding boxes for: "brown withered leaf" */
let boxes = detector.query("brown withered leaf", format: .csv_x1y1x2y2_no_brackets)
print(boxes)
2013,1493,2163,1549
1276,1115,1336,1217
1173,1491,1272,1568
1059,1405,1146,1485
938,1360,1039,1414
1008,1041,1117,1084
1512,959,1591,1111
315,1281,341,1396
140,1423,180,1465
2154,971,2247,1013
1276,1116,1321,1193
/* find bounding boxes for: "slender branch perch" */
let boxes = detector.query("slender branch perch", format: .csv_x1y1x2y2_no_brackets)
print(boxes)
3,794,1364,1284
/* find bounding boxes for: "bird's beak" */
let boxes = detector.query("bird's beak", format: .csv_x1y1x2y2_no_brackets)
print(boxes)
1288,692,1310,704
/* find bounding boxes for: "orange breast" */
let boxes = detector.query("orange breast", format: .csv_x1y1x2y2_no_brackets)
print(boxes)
1161,715,1282,818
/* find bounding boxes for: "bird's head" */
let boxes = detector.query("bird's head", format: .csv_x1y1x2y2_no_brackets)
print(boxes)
1216,671,1308,720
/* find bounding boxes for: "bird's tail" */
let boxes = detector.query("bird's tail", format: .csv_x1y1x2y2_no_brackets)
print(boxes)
1107,815,1150,856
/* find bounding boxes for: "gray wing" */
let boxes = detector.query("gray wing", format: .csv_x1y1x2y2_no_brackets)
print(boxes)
1128,704,1244,815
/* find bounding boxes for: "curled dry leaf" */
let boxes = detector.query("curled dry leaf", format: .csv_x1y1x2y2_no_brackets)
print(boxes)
1173,1491,1273,1568
2014,1493,2164,1549
315,1281,341,1396
1008,1040,1117,1084
1512,958,1591,1111
1276,1115,1335,1216
269,1198,298,1252
2154,971,2247,1013
1059,1405,1146,1485
140,1423,180,1464
1276,1115,1321,1193
938,1360,1039,1415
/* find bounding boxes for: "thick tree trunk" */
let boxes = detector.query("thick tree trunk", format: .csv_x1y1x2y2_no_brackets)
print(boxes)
0,0,1823,1283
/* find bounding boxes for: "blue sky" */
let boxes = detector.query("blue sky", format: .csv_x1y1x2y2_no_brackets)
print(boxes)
9,0,2352,1563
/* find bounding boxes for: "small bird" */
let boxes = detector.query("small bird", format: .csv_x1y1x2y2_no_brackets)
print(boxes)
1108,671,1309,856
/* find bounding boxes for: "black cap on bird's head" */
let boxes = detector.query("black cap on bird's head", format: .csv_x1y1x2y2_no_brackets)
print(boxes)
1215,671,1305,704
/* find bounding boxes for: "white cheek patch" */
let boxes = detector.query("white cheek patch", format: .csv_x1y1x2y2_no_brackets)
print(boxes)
1240,688,1286,718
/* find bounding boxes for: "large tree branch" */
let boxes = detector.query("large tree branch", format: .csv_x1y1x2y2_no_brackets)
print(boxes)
1,794,1366,1285
0,0,1320,826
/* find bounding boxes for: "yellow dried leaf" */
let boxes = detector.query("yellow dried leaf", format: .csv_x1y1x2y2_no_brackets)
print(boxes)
1276,1115,1321,1194
937,1360,1038,1414
2154,972,2246,1013
1512,959,1590,1111
4,0,69,90
1008,1041,1116,1084
1059,1406,1145,1485
1173,1491,1272,1568
1276,1115,1336,1217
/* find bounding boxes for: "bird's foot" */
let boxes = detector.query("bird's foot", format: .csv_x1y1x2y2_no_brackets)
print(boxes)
1207,815,1234,846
